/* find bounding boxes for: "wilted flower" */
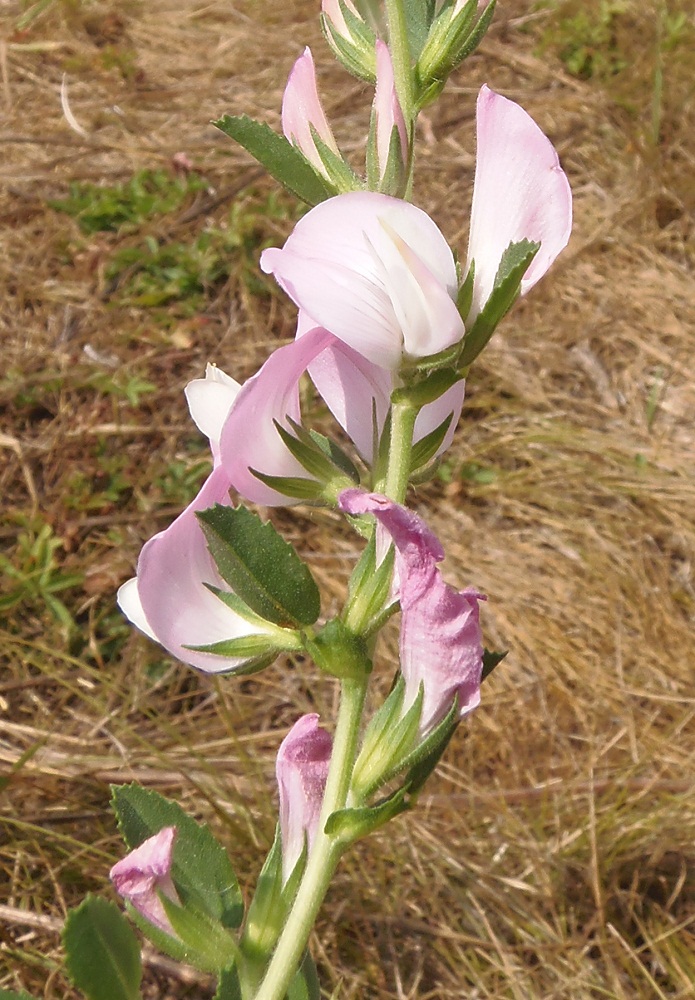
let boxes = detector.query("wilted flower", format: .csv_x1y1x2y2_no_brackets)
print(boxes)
110,827,179,935
339,490,484,736
276,714,332,883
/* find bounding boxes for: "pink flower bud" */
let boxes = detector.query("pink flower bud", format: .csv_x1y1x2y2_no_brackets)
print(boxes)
322,0,361,39
110,827,180,935
373,40,408,184
282,47,339,178
276,715,332,883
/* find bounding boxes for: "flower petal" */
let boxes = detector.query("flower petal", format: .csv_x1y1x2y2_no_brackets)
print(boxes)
276,714,332,882
219,327,336,505
339,490,484,735
184,363,241,464
413,379,466,459
261,191,462,369
118,466,276,673
307,336,392,462
466,85,572,321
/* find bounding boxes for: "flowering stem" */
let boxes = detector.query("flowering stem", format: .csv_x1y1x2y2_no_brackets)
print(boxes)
384,0,415,130
385,398,417,503
252,676,367,1000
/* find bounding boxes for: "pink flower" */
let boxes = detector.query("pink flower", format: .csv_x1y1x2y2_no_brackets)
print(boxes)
261,192,464,369
339,490,484,736
276,715,332,882
282,47,340,178
261,86,571,369
372,40,408,185
110,827,179,935
117,366,283,673
465,85,572,323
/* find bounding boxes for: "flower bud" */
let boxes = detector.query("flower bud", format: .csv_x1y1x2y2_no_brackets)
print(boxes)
276,715,332,883
282,47,340,181
321,0,377,82
110,827,180,935
367,40,408,195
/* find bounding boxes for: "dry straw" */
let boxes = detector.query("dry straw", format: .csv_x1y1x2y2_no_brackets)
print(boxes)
1,1,693,997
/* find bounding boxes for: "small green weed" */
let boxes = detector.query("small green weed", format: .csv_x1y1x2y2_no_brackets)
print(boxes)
49,168,209,235
537,0,629,79
104,192,300,310
0,517,84,627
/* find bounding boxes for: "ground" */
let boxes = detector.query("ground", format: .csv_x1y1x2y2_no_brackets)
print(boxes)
0,0,693,997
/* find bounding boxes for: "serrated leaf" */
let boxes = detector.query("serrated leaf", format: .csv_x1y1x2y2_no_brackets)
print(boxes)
458,239,540,367
111,784,243,929
63,896,141,1000
213,115,334,206
482,647,508,681
197,505,321,627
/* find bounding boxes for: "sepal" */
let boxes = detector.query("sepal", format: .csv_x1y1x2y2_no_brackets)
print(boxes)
417,0,496,92
342,534,396,635
213,115,335,206
351,677,422,800
304,619,372,680
241,825,299,962
482,647,508,681
309,127,364,193
321,0,377,83
458,239,540,367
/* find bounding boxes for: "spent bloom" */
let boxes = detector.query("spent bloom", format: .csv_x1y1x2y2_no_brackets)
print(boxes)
340,490,484,736
276,714,333,883
110,826,180,935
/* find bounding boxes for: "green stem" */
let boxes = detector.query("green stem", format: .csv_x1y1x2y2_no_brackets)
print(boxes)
384,0,416,128
252,677,367,1000
384,398,417,503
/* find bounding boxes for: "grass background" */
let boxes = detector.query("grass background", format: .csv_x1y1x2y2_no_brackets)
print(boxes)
1,0,693,996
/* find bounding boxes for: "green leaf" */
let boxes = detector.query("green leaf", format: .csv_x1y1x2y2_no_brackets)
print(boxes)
215,966,243,1000
63,896,142,1000
248,471,327,501
111,783,243,929
213,115,334,206
197,505,321,627
459,239,540,367
287,951,321,1000
482,647,508,681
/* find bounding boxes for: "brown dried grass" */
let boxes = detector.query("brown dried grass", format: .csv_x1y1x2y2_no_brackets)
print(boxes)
1,0,693,997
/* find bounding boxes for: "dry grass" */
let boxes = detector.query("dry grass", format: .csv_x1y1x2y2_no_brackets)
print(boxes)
1,0,694,997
